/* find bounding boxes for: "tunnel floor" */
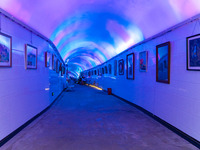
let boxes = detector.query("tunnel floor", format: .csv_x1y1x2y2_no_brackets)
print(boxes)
1,85,198,150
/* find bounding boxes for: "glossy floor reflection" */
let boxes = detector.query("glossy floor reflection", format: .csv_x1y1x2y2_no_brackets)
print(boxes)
1,85,198,150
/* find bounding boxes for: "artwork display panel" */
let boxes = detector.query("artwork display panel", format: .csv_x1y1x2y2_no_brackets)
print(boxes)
187,34,200,70
114,60,117,76
56,60,60,73
62,66,65,75
59,62,62,72
105,66,108,74
61,66,65,76
126,53,134,79
156,42,170,84
102,67,104,74
139,51,148,72
0,33,12,67
45,52,51,67
25,44,37,69
108,64,112,74
118,59,124,75
52,54,56,71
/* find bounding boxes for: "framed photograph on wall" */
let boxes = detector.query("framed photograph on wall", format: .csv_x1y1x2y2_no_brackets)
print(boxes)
114,60,117,76
52,55,57,71
59,62,62,72
102,67,104,74
118,59,124,75
139,51,148,72
105,66,108,74
187,34,200,70
156,42,170,84
61,66,65,76
0,33,12,67
126,53,134,79
56,60,59,73
62,66,65,75
25,44,37,69
108,64,112,74
45,52,51,68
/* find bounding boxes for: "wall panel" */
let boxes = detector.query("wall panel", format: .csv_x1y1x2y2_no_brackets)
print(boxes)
0,14,66,140
84,18,200,141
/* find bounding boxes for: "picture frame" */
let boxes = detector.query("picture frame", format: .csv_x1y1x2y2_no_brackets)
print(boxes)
108,64,112,74
126,53,135,79
118,59,124,75
0,32,12,67
52,54,56,70
56,60,59,73
25,44,37,69
105,66,108,74
61,66,65,76
62,66,65,75
156,42,170,84
59,62,62,72
187,34,200,71
114,60,117,76
45,52,51,68
102,67,104,74
139,51,148,72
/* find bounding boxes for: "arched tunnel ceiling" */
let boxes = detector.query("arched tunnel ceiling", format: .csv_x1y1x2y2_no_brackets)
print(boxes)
1,0,200,78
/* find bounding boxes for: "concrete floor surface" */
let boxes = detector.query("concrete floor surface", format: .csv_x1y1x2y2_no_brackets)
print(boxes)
1,85,198,150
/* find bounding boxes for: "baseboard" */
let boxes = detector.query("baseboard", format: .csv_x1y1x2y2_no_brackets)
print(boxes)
0,89,65,147
111,93,200,149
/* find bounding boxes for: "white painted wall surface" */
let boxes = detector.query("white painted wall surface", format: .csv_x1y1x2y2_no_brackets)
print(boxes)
0,15,66,140
84,19,200,141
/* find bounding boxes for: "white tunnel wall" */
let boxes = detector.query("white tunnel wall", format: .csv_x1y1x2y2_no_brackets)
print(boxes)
85,20,200,141
0,15,66,140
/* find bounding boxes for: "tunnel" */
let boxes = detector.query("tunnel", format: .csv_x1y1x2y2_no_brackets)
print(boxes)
0,0,200,149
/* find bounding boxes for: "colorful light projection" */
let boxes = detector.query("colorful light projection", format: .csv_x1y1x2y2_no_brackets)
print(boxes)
1,0,200,77
51,11,144,76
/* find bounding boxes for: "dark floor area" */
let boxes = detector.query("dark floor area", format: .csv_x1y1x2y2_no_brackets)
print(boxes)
1,85,198,150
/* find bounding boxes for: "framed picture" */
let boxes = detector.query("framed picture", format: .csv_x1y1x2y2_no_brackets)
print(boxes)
126,53,135,79
56,60,59,73
59,62,62,72
102,67,104,74
62,66,65,75
61,66,65,76
114,60,117,76
139,51,148,72
156,42,170,84
25,44,37,69
53,55,57,71
105,66,108,74
45,52,51,67
108,64,112,74
118,59,124,75
0,33,12,67
187,34,200,70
